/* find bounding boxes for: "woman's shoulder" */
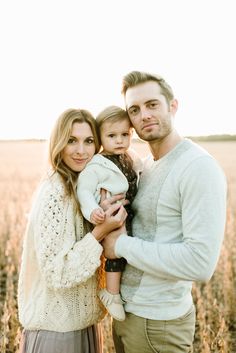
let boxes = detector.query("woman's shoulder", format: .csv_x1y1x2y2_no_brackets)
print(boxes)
35,171,65,199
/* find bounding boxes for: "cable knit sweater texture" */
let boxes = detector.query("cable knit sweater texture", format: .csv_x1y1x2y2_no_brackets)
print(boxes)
17,173,105,332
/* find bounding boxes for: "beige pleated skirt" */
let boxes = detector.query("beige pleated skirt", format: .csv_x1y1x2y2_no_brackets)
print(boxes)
19,324,103,353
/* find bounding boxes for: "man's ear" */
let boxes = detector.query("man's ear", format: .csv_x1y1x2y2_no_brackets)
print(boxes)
170,99,178,114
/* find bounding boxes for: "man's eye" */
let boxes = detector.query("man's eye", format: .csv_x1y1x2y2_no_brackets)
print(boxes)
128,107,138,116
149,102,159,108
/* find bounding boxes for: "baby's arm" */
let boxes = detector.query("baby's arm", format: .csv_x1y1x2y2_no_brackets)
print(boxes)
77,165,102,221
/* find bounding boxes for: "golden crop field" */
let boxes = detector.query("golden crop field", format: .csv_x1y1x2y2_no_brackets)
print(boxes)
0,139,235,353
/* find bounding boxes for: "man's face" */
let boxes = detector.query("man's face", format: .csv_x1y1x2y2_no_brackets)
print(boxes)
125,81,177,142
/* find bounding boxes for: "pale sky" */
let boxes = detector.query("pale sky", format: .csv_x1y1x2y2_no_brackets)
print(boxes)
0,0,235,140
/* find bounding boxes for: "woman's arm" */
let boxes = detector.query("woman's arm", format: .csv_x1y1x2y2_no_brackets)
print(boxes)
33,180,126,289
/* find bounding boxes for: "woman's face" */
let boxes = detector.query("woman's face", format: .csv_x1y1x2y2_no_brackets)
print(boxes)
61,122,96,172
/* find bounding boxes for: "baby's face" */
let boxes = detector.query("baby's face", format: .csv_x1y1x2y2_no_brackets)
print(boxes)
100,119,133,155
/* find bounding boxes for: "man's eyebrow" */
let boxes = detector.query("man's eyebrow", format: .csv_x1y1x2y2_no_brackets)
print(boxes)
127,99,159,110
127,104,136,110
145,99,160,104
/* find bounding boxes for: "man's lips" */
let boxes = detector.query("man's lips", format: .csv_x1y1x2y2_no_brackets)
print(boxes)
142,123,158,130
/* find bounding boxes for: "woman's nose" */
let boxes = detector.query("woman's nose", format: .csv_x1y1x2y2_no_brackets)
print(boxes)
75,143,85,154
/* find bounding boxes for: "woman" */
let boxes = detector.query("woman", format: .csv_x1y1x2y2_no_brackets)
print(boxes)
17,108,127,353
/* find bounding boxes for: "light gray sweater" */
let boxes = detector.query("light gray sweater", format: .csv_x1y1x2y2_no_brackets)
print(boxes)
115,139,227,320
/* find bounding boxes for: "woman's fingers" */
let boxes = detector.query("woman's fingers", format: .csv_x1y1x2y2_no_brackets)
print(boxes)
100,191,129,211
115,205,127,222
105,203,127,222
105,202,121,216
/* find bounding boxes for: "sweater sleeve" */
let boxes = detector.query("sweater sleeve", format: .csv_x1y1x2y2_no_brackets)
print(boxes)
115,156,227,282
33,180,103,289
77,166,103,221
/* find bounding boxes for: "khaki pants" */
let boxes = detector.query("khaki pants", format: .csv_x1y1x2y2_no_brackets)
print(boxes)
113,306,195,353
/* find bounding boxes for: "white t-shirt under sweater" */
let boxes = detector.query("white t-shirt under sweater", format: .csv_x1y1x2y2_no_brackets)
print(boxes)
18,173,105,332
115,139,227,320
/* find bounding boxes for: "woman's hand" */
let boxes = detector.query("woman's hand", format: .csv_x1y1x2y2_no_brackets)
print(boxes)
90,208,105,225
92,203,127,242
100,188,129,211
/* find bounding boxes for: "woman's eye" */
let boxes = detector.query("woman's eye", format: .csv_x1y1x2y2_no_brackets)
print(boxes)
86,138,94,144
68,138,75,144
108,134,115,138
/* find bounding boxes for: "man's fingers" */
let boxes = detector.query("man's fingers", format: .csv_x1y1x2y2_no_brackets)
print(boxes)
111,193,126,203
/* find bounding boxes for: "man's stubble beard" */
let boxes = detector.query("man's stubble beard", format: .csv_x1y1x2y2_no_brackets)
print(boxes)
136,120,173,142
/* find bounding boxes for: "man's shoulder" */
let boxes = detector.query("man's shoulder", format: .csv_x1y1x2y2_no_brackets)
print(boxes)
179,139,212,162
176,139,225,180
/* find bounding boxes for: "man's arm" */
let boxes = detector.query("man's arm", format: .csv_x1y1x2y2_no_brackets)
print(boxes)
104,157,227,282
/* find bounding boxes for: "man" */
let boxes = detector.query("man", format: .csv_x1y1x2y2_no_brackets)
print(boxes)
102,71,227,353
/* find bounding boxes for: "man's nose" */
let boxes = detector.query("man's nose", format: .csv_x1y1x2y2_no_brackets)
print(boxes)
141,108,151,119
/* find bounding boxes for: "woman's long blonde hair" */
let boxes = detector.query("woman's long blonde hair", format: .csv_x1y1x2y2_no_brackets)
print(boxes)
49,108,106,288
49,108,100,209
49,109,105,288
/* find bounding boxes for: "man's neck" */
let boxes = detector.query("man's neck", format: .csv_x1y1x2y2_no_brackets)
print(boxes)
148,131,183,161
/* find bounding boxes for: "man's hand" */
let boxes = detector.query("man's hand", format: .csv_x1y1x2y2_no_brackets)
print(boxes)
102,225,126,259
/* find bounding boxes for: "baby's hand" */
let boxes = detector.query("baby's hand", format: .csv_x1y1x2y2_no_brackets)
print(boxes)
90,208,105,225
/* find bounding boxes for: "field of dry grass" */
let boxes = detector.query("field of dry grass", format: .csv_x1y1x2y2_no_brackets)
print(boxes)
0,139,235,352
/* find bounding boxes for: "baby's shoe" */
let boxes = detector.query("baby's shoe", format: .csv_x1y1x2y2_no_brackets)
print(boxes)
99,289,125,321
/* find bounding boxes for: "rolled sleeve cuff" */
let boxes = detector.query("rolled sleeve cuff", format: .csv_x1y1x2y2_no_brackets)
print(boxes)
115,233,133,258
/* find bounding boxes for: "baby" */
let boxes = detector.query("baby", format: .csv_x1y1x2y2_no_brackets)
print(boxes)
77,105,142,321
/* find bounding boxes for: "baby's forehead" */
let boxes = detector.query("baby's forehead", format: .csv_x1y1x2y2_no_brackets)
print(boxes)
101,116,131,130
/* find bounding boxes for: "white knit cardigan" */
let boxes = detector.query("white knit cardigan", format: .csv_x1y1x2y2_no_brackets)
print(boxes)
17,173,105,332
